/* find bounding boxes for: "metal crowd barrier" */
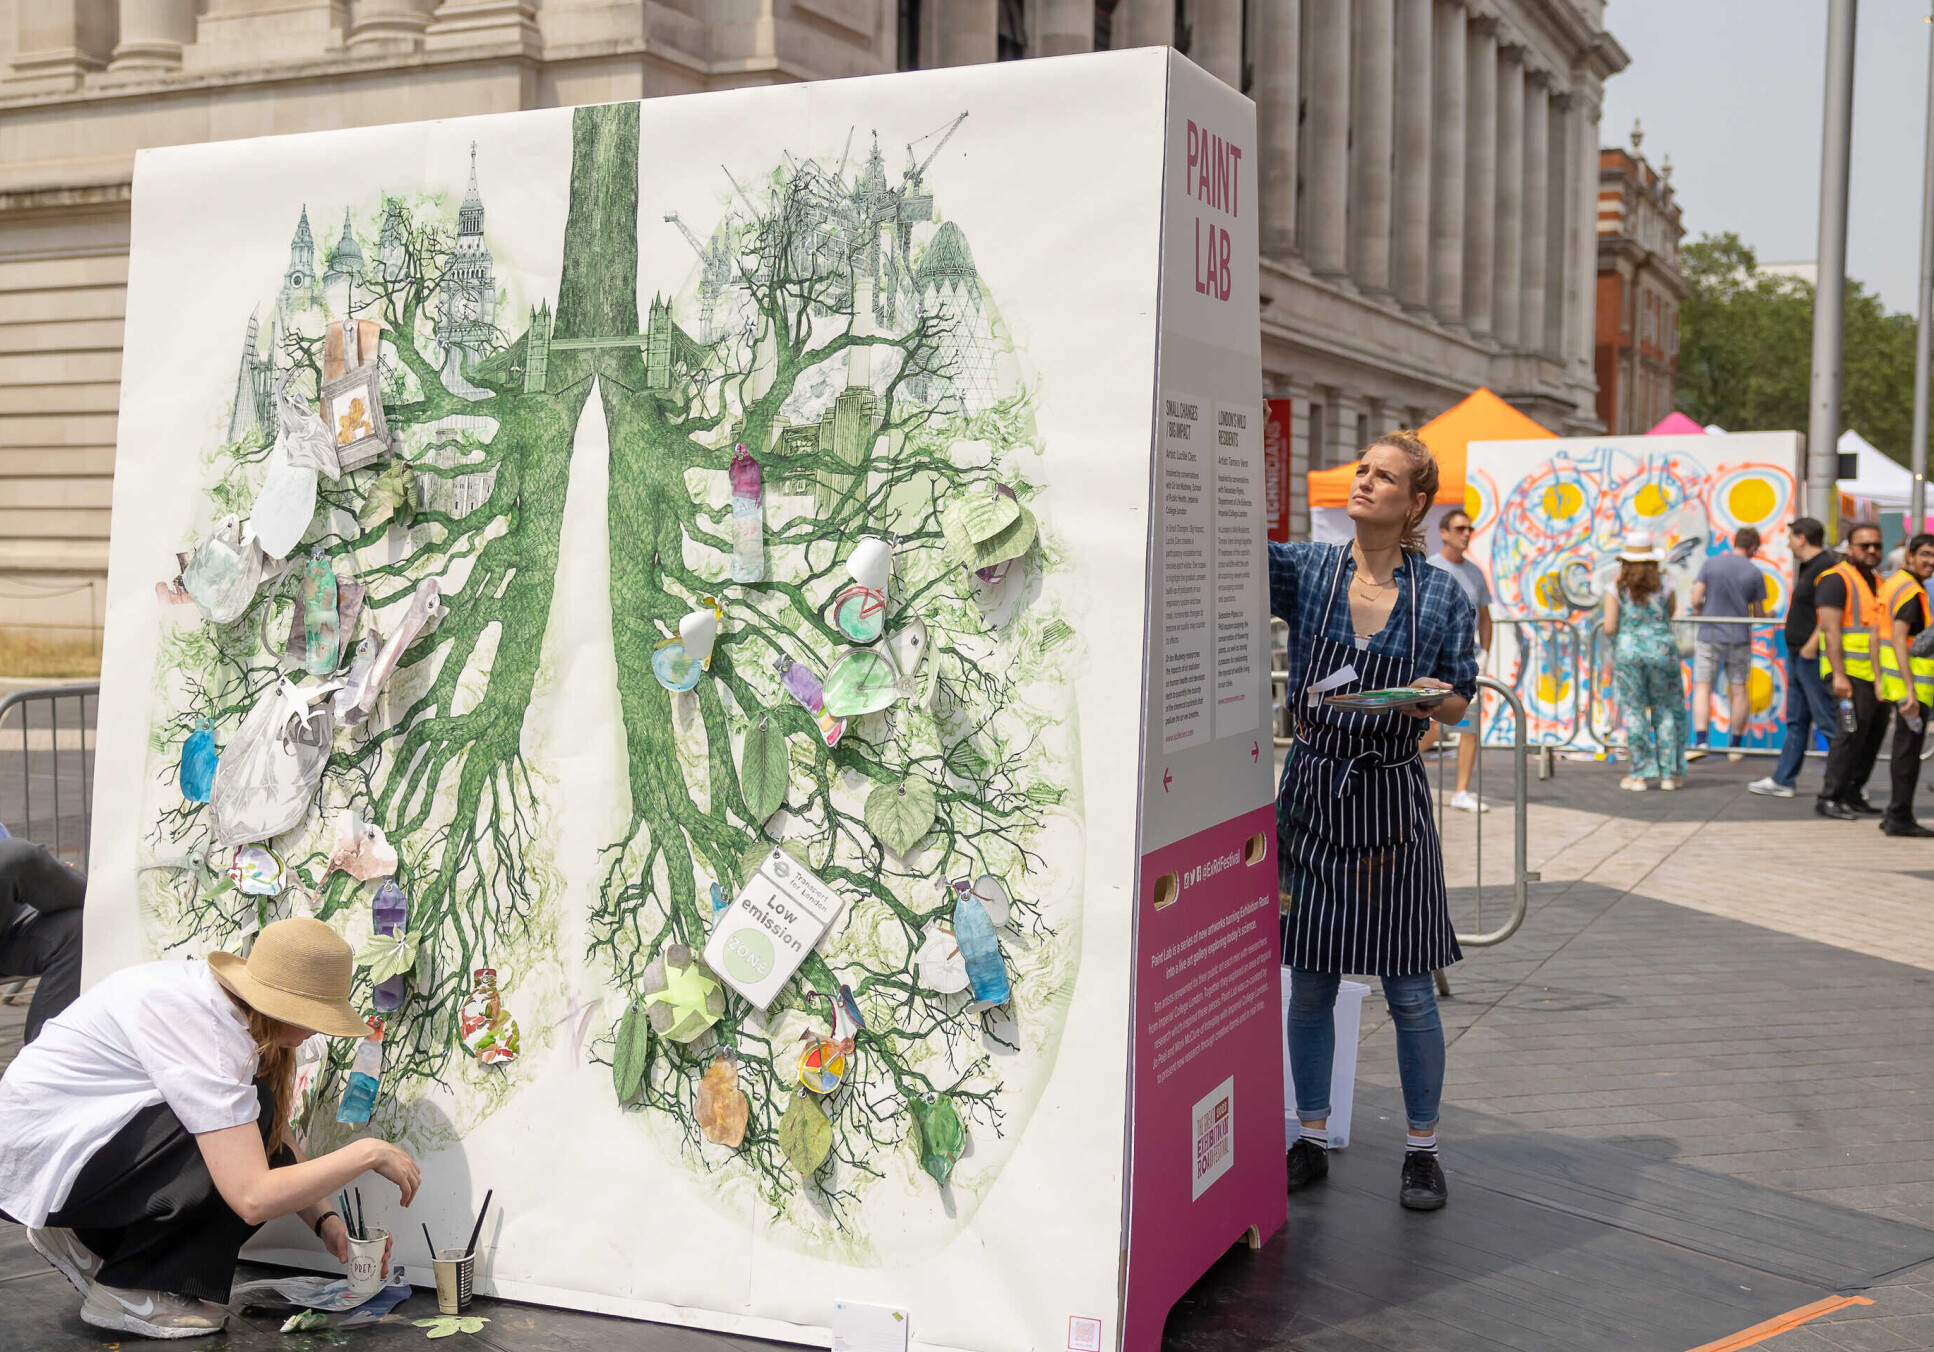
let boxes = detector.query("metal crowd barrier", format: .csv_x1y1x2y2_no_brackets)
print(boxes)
0,683,99,871
1490,616,1585,781
1429,675,1533,951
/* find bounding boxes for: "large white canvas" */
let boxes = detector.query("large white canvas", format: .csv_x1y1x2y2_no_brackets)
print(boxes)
88,52,1179,1351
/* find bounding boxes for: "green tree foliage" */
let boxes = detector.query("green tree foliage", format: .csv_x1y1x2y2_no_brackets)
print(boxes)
1677,232,1918,465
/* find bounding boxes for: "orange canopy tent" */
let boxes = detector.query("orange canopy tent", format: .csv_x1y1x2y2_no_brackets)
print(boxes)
1306,387,1554,510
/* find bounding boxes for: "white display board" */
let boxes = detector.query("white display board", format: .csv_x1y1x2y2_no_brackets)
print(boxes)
87,51,1279,1352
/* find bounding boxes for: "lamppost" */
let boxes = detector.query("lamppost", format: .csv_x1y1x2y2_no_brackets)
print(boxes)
1912,3,1934,534
1808,0,1858,539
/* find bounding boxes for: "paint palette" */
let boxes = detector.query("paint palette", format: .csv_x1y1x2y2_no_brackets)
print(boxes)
1324,686,1448,713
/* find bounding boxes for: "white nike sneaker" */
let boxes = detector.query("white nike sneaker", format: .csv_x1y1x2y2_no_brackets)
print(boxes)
1449,790,1491,813
28,1226,101,1297
1747,777,1795,798
80,1283,228,1339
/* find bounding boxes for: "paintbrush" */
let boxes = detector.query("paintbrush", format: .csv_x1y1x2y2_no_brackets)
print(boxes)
463,1189,493,1258
339,1190,353,1239
354,1187,366,1241
423,1223,438,1259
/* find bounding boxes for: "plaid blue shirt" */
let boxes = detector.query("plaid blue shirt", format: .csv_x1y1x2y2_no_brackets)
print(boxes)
1268,541,1478,711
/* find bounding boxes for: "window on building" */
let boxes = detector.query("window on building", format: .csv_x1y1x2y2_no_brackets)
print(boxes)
998,0,1027,59
1095,0,1120,49
897,0,922,70
1307,401,1326,472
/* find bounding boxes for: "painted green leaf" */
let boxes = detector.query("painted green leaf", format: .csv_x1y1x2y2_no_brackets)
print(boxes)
779,1090,833,1177
944,490,1021,548
960,505,1037,571
612,998,652,1104
821,651,899,718
908,1093,966,1186
865,778,936,857
355,928,422,984
738,718,789,823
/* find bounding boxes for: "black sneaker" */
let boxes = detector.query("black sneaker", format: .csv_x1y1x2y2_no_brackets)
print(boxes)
1399,1150,1447,1210
1816,799,1859,821
1285,1138,1329,1193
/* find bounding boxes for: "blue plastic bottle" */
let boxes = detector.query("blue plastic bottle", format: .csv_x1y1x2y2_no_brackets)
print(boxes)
336,1022,383,1125
180,720,218,803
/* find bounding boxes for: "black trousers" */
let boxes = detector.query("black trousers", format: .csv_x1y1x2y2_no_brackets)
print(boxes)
1820,676,1891,807
0,837,87,1043
21,1079,289,1302
1885,709,1928,826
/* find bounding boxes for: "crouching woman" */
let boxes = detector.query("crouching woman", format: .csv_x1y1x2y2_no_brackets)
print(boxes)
0,916,419,1339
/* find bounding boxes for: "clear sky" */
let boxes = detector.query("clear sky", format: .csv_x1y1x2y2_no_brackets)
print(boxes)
1600,0,1932,315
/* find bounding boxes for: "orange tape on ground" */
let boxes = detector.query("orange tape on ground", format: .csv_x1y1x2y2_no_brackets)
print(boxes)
1683,1295,1875,1352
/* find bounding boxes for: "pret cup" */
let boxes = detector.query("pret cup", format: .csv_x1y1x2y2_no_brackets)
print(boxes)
432,1248,475,1315
345,1228,392,1297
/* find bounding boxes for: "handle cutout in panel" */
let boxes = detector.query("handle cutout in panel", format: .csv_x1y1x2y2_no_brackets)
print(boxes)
1243,832,1268,865
1152,872,1180,909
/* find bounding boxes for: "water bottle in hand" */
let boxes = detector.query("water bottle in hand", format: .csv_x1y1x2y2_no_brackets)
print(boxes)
1904,702,1926,735
1839,698,1858,734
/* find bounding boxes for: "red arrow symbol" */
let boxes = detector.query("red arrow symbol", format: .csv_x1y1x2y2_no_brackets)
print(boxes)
1163,768,1173,793
1251,740,1260,763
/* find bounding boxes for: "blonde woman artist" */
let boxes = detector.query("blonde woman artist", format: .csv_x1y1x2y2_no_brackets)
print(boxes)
0,917,420,1339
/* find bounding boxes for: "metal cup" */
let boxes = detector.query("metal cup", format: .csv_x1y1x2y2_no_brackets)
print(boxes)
432,1248,474,1315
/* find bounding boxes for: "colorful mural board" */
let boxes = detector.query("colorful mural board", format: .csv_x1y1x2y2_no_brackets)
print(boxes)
85,51,1278,1352
1462,432,1805,754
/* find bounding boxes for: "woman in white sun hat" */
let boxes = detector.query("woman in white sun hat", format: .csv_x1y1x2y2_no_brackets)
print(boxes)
1603,530,1688,791
0,916,419,1339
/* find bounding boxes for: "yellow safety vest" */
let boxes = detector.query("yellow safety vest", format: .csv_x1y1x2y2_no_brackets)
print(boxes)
1818,560,1885,683
1875,570,1934,704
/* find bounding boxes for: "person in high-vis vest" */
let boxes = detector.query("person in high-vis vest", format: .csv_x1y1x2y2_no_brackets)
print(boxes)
1875,533,1934,837
1815,522,1890,820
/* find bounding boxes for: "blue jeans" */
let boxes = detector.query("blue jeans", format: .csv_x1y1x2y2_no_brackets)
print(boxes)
1773,655,1836,789
1287,968,1445,1132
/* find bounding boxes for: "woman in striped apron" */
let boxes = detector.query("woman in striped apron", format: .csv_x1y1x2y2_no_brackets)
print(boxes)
1268,431,1478,1211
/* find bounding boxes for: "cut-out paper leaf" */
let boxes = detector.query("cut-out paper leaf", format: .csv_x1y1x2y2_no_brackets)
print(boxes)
697,1054,749,1146
738,718,789,822
954,505,1037,573
415,1316,490,1339
613,998,652,1104
358,457,419,532
821,650,900,718
944,490,1022,548
355,929,423,985
908,1093,966,1186
865,778,936,857
778,1090,833,1177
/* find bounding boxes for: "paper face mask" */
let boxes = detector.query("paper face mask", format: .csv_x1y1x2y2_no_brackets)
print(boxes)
183,517,267,625
246,448,319,562
327,809,398,881
208,678,340,846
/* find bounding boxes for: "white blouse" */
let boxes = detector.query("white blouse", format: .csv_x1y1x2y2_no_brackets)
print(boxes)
0,960,262,1227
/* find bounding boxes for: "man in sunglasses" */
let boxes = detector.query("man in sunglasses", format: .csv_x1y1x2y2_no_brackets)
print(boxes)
1814,523,1890,820
1425,509,1494,812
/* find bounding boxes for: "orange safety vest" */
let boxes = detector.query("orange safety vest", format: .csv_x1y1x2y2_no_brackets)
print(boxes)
1817,559,1885,682
1876,570,1934,703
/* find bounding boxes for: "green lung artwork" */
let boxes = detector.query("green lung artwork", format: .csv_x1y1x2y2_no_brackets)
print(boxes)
139,101,1086,1245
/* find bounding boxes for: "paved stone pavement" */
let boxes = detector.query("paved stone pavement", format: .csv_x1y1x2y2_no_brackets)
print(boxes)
1355,746,1934,1348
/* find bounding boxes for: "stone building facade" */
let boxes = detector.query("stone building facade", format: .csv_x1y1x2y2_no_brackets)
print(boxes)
1594,127,1684,435
0,0,1624,649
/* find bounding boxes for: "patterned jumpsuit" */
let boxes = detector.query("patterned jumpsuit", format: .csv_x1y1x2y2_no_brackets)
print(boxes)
1613,588,1687,781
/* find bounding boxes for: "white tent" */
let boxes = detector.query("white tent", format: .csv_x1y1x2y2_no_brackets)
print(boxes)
1838,428,1915,507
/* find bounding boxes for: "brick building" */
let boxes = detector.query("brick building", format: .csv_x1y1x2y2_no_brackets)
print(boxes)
1594,122,1685,434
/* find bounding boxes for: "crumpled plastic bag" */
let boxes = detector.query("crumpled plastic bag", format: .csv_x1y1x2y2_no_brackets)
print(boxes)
182,516,266,625
209,678,341,846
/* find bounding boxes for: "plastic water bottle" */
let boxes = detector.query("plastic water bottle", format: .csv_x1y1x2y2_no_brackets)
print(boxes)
1904,703,1926,735
1839,698,1858,734
336,1022,383,1125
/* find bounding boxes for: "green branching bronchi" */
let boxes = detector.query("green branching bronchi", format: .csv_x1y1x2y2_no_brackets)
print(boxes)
145,100,1080,1226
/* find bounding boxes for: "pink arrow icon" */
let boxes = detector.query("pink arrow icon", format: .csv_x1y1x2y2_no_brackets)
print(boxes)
1163,768,1173,792
1251,740,1260,763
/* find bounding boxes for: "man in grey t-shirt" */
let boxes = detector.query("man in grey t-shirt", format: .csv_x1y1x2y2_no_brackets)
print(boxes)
1426,509,1494,811
1689,526,1767,761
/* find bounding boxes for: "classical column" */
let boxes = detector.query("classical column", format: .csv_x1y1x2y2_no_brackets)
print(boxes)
1392,0,1434,311
8,0,114,85
1350,0,1396,297
938,0,997,65
1492,44,1524,348
1256,0,1302,259
1116,0,1172,46
349,0,435,51
1306,0,1353,280
1194,0,1244,87
1429,0,1467,328
1572,93,1603,381
1460,14,1497,339
109,0,197,68
1038,0,1093,56
424,0,538,56
1519,71,1550,354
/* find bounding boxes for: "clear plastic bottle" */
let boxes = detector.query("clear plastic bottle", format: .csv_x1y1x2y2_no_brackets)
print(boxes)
1839,698,1858,734
336,1020,383,1124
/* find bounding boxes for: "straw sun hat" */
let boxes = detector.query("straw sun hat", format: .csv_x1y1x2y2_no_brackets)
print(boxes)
208,916,370,1037
1618,531,1666,564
